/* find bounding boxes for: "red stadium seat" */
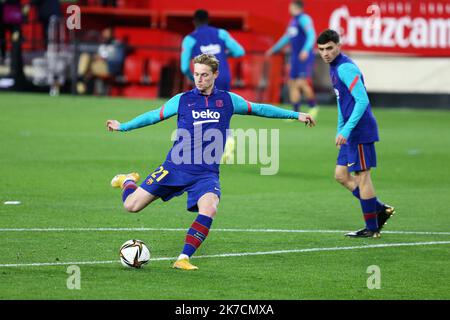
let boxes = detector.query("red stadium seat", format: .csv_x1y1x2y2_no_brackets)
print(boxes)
228,58,243,87
240,56,265,88
123,55,144,83
122,85,158,99
143,59,162,85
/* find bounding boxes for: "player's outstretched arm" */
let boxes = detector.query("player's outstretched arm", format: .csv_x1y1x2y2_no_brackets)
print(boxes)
106,94,182,132
266,33,290,57
253,104,316,127
229,92,316,127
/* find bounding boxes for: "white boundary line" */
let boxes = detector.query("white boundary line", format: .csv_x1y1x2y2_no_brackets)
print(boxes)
0,227,449,235
1,241,450,268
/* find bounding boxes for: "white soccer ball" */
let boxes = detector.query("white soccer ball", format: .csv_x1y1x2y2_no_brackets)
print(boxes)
119,239,150,268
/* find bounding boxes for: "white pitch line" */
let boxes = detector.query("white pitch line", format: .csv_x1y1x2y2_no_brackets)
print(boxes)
0,227,449,236
1,241,449,268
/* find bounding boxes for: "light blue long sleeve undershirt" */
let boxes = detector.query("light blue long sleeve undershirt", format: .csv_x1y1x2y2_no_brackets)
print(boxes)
337,105,344,137
337,63,370,139
229,92,299,119
298,14,316,53
119,94,182,131
271,34,290,54
218,29,245,58
181,36,196,81
119,91,299,132
180,29,245,81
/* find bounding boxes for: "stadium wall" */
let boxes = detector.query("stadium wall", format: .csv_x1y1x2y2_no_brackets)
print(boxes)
90,0,450,107
13,0,450,108
304,0,450,108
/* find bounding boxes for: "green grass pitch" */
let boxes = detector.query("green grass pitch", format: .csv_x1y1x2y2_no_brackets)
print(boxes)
0,92,449,300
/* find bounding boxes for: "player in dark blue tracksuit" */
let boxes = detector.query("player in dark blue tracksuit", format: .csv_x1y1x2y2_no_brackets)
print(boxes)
181,10,245,163
317,29,395,238
181,9,245,91
107,53,316,270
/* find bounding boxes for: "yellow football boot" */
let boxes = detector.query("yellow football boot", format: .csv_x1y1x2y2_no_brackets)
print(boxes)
110,172,140,188
172,258,198,271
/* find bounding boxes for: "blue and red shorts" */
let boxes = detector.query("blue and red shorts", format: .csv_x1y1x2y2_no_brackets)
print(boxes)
140,162,221,212
336,142,377,173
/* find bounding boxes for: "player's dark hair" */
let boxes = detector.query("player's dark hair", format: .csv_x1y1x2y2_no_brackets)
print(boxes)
291,0,304,9
317,29,340,44
193,9,209,26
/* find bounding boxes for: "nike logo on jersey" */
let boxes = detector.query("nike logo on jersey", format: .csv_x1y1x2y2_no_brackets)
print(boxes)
347,162,355,167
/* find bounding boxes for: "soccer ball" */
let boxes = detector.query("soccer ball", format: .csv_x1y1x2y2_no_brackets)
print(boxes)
119,239,150,268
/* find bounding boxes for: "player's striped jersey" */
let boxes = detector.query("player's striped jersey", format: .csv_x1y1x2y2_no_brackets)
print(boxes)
330,53,379,144
119,88,299,174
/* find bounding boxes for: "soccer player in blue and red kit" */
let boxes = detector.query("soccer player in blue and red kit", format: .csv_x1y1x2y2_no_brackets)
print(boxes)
106,54,316,270
316,29,395,238
266,0,319,118
181,9,245,163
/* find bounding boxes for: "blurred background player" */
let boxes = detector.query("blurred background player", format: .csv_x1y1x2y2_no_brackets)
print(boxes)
180,9,245,91
30,0,62,47
317,29,395,238
106,53,315,271
266,0,318,118
181,9,246,163
76,27,126,95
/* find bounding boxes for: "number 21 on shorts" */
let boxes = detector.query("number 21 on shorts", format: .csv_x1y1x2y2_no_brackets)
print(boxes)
146,166,169,185
151,166,169,182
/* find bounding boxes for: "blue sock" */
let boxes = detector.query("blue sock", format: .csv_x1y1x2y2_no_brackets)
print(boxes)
352,187,361,199
292,102,300,112
352,187,384,212
360,198,378,231
122,180,137,203
182,214,213,257
307,99,317,108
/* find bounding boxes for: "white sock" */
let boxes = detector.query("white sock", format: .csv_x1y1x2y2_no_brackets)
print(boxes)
178,254,189,261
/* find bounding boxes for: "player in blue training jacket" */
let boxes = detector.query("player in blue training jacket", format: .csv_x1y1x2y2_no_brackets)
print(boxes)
316,29,395,238
106,54,316,270
266,0,319,118
180,9,245,91
181,9,245,163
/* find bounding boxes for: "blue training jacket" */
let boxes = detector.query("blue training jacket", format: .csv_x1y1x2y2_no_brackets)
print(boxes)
271,13,315,62
330,53,379,144
119,88,299,174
